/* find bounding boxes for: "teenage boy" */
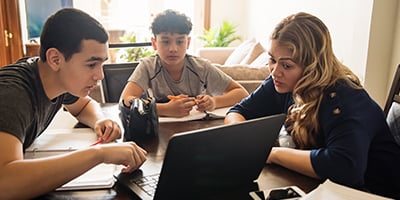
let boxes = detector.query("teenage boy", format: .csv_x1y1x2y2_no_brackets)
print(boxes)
0,8,146,199
120,9,249,117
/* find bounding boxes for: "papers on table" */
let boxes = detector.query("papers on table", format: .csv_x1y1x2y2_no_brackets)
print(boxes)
300,179,393,200
25,128,98,152
159,106,230,123
24,128,117,191
56,164,117,191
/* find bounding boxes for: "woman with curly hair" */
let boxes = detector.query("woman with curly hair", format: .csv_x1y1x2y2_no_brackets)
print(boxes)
224,12,400,199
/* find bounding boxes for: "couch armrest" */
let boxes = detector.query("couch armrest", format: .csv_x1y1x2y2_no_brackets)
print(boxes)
196,47,235,65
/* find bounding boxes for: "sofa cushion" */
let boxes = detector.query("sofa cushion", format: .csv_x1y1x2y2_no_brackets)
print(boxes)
240,42,265,65
215,64,269,81
224,38,256,65
250,51,269,66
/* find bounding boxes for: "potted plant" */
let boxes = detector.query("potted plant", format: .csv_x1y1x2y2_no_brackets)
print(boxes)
118,32,156,62
198,21,242,47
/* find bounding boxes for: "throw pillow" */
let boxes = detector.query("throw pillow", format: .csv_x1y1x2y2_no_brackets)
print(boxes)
223,38,256,65
250,51,269,67
240,42,265,65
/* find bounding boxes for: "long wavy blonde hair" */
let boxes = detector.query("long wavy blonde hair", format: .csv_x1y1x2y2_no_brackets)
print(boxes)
271,12,362,149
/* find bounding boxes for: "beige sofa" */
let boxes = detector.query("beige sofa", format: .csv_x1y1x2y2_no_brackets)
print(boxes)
196,39,270,93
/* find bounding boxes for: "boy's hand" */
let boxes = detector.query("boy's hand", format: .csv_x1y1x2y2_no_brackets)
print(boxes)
196,94,216,111
166,95,196,117
94,119,122,143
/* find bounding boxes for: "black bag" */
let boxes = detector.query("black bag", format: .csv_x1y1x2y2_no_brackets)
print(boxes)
119,89,158,141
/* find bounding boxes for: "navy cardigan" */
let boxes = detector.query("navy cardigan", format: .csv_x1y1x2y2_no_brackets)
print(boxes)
228,76,400,199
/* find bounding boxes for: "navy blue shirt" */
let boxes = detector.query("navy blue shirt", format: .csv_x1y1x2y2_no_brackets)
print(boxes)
229,76,400,199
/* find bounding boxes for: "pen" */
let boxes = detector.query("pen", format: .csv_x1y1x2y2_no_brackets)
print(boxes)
167,95,196,102
90,138,104,146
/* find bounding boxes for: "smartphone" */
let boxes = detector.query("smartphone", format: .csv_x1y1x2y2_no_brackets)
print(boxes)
249,186,306,200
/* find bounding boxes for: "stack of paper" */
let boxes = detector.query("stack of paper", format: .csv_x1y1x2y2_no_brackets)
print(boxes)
56,163,117,191
24,128,117,191
159,106,230,123
26,128,98,152
300,179,393,200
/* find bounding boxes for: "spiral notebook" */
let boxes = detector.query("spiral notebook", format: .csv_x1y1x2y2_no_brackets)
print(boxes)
158,106,230,123
24,128,117,191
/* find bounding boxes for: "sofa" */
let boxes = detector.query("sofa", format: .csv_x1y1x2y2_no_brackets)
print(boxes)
196,38,270,93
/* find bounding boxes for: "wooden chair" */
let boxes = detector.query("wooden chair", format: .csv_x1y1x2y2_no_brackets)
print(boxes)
100,62,138,103
384,64,400,145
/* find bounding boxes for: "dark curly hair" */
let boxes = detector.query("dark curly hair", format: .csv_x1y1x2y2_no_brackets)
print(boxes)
150,9,192,37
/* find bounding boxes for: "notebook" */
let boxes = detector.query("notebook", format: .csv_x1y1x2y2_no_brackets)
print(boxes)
158,106,230,123
24,128,117,191
115,114,286,200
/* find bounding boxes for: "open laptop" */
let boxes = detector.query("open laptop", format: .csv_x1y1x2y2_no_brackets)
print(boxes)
115,114,286,200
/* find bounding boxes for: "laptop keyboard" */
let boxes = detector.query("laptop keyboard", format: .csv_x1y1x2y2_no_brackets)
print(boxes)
132,174,160,197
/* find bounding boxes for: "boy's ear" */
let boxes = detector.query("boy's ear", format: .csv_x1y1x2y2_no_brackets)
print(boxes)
46,48,62,71
151,37,157,50
186,36,191,49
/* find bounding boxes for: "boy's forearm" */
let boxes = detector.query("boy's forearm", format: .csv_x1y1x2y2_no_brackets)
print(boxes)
75,99,105,128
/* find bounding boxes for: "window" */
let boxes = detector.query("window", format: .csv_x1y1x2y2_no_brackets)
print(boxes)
76,0,202,62
20,0,206,62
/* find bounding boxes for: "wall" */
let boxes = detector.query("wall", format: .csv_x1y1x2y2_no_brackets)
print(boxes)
365,0,399,107
209,0,248,46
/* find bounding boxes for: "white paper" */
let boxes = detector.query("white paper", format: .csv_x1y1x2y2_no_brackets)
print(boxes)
25,128,98,152
24,128,117,190
56,163,117,191
158,106,230,123
300,179,393,200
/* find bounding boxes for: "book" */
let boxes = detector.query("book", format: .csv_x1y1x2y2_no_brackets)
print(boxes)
26,128,98,152
158,106,230,123
56,163,117,191
300,179,393,200
24,128,117,191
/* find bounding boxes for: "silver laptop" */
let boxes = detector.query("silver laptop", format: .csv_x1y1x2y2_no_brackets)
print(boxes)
115,114,286,200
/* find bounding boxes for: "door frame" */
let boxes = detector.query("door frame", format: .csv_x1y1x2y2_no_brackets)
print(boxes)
0,0,23,66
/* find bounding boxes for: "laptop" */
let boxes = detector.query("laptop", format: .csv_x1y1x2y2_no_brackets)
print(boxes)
115,114,286,200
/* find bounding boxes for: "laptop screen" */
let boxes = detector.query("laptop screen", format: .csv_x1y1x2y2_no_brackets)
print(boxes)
116,114,286,200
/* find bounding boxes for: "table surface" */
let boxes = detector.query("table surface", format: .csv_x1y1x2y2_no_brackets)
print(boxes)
35,104,320,200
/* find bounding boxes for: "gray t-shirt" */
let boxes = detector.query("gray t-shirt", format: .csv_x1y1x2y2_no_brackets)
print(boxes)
0,57,78,150
128,55,232,102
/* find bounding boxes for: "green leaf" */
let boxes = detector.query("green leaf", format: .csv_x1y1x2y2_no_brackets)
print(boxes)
118,32,156,62
198,21,241,47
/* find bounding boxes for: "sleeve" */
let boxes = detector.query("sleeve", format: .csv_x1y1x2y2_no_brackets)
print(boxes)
310,86,375,187
0,82,34,142
228,76,292,120
127,57,154,91
204,63,232,96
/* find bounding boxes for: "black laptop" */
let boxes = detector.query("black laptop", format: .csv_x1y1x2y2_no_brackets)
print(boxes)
115,114,286,200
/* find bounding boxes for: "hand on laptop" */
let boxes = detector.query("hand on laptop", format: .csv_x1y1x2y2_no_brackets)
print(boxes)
95,142,147,173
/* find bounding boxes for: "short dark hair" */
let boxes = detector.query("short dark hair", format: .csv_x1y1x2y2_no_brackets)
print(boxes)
150,9,192,37
39,8,108,62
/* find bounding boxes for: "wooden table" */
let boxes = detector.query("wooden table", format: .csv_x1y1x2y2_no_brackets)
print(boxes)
35,104,320,199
